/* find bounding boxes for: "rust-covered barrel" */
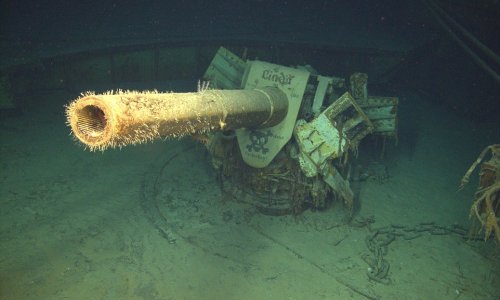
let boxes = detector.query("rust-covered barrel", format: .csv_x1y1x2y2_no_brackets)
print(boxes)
65,87,288,150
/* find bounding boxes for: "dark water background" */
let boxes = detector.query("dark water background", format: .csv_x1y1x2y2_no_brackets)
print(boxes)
1,1,499,299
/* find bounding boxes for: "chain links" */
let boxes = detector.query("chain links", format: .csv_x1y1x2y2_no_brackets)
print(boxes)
352,218,470,284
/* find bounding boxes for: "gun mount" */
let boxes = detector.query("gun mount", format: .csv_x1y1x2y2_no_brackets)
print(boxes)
66,47,399,215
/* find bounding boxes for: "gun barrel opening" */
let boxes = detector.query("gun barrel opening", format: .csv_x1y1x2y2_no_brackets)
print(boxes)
66,96,114,149
76,105,107,137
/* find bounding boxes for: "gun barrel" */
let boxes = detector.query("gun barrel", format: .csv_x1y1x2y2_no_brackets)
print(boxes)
65,87,288,150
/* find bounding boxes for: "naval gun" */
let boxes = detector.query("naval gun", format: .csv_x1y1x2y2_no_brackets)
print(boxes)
66,47,398,215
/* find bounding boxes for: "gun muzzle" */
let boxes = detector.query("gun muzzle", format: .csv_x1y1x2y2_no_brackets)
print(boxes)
65,87,288,150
